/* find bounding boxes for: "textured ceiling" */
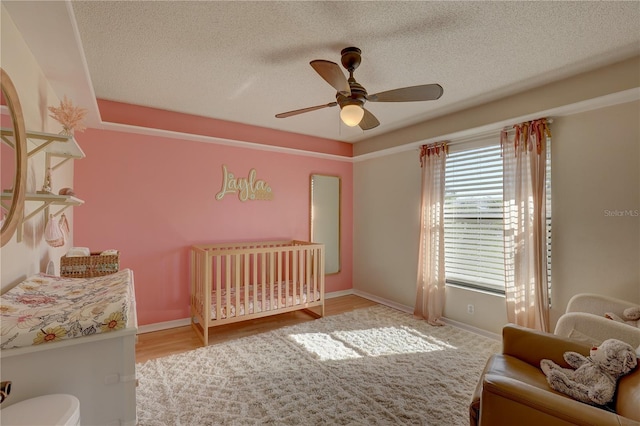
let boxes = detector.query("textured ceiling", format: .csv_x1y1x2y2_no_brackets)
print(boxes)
18,2,640,143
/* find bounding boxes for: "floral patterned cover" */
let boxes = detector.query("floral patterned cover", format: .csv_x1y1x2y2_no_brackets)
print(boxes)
1,269,134,349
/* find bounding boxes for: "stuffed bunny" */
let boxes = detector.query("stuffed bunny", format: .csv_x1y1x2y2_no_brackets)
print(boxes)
540,338,638,406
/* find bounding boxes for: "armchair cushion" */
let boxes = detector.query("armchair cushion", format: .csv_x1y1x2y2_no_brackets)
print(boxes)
470,324,640,426
480,374,620,426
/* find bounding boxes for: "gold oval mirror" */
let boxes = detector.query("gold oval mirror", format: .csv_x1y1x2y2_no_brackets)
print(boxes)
1,68,27,247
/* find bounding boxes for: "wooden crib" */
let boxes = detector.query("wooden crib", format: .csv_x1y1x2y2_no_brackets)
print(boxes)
190,240,325,345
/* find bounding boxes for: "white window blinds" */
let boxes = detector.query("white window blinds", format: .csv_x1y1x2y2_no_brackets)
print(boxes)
444,144,506,293
444,141,552,294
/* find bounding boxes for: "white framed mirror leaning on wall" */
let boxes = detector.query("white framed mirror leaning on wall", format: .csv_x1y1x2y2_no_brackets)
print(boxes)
310,174,341,274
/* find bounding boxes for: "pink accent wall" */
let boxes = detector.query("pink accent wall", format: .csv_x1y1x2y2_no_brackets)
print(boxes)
74,127,353,326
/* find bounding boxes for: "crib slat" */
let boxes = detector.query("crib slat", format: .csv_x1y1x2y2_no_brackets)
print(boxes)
225,255,231,320
292,248,296,306
289,248,292,304
304,249,315,303
285,249,290,307
234,255,241,317
313,248,317,302
298,248,307,305
252,252,258,314
260,253,273,310
319,245,325,316
215,255,221,325
273,250,279,309
316,247,321,302
265,251,269,303
243,253,250,316
300,247,311,303
298,248,302,304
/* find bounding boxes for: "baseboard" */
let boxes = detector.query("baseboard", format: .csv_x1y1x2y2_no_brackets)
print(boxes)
325,289,354,299
352,289,414,314
439,317,501,341
137,318,191,334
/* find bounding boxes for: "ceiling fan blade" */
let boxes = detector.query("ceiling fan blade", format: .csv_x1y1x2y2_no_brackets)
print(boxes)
368,84,443,102
275,102,337,118
310,60,350,95
359,108,380,130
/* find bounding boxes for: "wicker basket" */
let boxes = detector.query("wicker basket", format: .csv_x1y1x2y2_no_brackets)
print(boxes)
60,251,119,278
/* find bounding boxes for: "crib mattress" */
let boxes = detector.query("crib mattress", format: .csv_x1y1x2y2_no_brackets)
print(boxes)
211,282,321,319
0,269,134,349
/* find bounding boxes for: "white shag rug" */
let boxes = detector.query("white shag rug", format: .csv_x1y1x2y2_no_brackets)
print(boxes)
136,305,500,425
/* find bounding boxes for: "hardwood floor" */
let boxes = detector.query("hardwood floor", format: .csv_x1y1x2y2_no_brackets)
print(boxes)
135,295,378,363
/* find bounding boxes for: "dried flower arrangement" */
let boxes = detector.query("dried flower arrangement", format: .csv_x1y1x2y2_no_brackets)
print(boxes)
48,95,88,135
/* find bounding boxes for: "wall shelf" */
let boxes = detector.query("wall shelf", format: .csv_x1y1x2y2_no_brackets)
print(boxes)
1,128,85,242
1,193,84,243
1,127,85,170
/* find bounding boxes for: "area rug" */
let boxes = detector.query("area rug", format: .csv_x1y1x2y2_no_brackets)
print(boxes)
136,305,500,425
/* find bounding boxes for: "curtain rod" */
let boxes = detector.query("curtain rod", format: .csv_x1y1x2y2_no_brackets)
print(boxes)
419,117,556,150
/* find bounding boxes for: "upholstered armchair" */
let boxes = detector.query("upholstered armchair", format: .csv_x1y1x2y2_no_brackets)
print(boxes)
470,324,640,426
554,293,640,348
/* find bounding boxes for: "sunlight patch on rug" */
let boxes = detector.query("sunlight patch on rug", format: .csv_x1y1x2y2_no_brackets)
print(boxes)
289,332,362,361
289,326,456,361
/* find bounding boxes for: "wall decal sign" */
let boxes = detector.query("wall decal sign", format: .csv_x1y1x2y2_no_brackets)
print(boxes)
216,165,273,202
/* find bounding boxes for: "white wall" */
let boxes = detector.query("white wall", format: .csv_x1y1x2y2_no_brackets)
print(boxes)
1,5,74,291
551,101,640,324
353,149,421,306
353,97,639,335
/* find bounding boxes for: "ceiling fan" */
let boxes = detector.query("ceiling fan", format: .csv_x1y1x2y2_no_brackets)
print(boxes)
275,47,443,130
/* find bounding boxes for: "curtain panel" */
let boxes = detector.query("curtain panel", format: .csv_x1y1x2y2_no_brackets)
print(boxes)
415,142,448,325
501,119,551,332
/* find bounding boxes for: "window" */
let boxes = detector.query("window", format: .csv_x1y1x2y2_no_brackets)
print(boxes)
443,142,551,294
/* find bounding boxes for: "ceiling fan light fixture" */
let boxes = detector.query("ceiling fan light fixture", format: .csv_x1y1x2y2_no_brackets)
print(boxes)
340,104,364,127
